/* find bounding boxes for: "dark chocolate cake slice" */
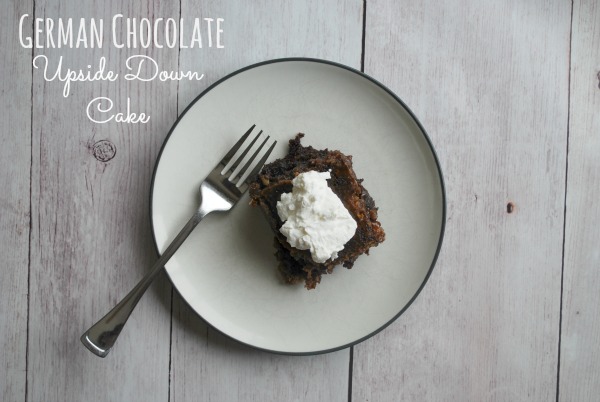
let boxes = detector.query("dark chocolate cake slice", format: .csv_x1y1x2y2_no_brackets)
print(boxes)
249,134,385,289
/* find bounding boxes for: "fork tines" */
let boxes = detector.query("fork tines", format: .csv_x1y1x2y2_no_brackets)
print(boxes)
220,125,277,188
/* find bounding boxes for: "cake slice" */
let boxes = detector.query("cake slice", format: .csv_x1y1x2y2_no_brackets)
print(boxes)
249,134,385,289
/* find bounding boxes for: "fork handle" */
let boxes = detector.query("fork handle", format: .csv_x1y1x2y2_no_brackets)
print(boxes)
80,208,207,357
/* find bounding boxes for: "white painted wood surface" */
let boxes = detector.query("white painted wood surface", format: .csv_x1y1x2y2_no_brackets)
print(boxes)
27,1,178,401
169,2,362,401
559,0,600,400
0,0,599,401
0,1,32,401
354,1,570,401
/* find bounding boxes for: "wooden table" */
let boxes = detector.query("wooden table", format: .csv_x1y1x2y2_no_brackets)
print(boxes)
2,1,599,401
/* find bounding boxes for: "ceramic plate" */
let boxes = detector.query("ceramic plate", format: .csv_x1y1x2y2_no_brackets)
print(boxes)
151,58,445,354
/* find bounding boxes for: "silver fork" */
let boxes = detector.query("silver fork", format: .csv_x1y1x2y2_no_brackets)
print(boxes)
81,125,276,358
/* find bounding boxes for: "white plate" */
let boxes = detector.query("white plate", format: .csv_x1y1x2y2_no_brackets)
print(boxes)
151,59,445,354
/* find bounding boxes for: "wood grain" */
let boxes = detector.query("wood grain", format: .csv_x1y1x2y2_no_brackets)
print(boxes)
171,300,351,402
169,1,363,401
559,0,600,400
0,1,33,401
354,1,570,401
27,1,178,400
176,0,365,110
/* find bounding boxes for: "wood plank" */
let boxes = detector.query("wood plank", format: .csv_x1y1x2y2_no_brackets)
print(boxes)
28,2,179,400
354,1,570,400
171,300,351,402
559,0,600,400
176,0,364,109
169,1,363,401
0,1,33,401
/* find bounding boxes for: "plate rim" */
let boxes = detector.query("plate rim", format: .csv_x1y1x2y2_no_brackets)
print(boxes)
149,57,447,355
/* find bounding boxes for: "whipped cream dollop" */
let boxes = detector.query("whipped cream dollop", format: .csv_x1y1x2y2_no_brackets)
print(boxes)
276,170,357,263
